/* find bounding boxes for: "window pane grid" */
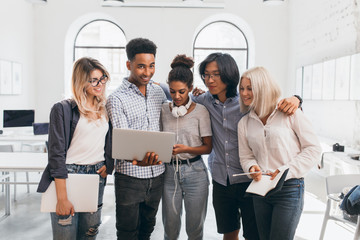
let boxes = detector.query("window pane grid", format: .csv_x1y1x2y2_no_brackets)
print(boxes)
193,21,249,89
75,20,126,47
73,20,127,94
194,21,247,48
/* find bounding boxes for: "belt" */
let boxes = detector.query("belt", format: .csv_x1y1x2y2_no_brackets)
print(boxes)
170,155,201,164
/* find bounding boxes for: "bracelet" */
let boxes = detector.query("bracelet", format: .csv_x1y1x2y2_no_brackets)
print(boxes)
293,95,303,108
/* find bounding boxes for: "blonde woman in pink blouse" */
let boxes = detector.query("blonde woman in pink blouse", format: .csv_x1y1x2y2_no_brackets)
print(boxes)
237,66,322,240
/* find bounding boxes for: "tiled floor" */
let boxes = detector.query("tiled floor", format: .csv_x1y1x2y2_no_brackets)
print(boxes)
0,169,357,240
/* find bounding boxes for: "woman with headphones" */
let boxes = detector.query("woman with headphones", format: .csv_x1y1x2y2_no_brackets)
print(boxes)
161,54,212,240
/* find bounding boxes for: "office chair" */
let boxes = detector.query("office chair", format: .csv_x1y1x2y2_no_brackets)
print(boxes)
0,144,30,201
319,174,360,240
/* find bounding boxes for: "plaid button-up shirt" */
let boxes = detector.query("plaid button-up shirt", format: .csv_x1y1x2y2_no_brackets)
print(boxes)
106,78,167,178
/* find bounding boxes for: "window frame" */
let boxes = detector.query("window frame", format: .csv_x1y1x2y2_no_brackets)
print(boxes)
71,19,127,94
73,19,126,62
192,20,250,70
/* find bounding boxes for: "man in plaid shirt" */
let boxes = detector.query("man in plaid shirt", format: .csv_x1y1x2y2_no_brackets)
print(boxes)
106,38,167,240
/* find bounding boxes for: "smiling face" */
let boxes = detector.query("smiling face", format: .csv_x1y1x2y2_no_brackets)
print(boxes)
203,61,227,102
127,53,155,88
239,77,253,106
85,69,105,99
169,81,192,107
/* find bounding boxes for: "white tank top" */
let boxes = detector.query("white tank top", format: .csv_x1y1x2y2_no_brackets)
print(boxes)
66,115,108,165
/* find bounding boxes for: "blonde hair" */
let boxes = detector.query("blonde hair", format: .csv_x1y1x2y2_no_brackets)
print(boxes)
239,66,281,118
71,57,110,120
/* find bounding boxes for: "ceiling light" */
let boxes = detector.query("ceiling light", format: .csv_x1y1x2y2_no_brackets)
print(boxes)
102,0,223,8
26,0,47,3
263,0,285,5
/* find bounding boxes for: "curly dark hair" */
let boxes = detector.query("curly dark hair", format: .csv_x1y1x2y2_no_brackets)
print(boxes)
199,52,239,99
167,54,194,88
125,38,157,61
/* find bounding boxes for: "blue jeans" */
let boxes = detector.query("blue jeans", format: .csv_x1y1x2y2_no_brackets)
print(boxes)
50,162,106,240
252,178,304,240
114,172,164,240
162,159,209,240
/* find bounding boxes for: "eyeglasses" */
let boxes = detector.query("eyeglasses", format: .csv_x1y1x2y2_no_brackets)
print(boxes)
201,74,221,81
88,75,108,87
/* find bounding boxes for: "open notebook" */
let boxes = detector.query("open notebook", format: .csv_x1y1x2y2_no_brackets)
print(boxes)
245,168,289,197
41,174,99,212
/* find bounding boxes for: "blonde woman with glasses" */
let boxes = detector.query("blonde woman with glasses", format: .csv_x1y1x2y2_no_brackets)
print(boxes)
37,57,114,240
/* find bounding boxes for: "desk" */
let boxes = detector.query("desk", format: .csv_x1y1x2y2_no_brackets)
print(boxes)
321,152,360,176
0,134,48,152
0,134,48,143
0,152,47,220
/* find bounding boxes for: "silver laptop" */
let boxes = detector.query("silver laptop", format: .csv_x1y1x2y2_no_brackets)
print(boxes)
112,128,175,163
41,174,99,212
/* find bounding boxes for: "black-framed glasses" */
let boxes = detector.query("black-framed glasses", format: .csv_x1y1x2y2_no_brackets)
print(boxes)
88,75,108,87
201,74,221,81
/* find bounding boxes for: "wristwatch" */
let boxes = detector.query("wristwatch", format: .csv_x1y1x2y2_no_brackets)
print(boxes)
293,95,303,108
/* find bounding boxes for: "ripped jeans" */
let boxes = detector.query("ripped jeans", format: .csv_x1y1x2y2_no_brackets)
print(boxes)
50,162,106,240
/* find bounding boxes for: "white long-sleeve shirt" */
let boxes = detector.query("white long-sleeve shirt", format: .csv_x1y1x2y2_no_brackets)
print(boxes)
238,109,322,180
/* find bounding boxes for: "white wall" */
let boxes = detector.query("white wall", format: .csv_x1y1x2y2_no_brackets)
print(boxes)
30,0,290,122
289,0,360,148
0,0,290,129
0,1,35,127
225,0,289,93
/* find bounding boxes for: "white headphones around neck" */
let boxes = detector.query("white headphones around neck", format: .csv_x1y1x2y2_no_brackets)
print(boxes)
171,97,192,118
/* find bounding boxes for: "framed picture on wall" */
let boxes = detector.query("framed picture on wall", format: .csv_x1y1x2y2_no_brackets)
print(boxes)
0,60,12,95
350,53,360,100
322,59,335,100
12,62,22,95
334,56,350,100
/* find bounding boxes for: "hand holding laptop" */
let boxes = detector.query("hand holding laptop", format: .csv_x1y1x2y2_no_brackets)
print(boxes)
132,152,162,166
56,197,75,216
41,174,99,213
54,178,75,216
112,128,175,164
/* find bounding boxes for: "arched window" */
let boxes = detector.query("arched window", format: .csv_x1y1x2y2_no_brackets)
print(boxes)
193,21,249,89
74,20,127,93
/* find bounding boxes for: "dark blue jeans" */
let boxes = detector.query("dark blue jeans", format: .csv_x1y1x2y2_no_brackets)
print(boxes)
114,172,164,240
50,162,106,240
253,178,304,240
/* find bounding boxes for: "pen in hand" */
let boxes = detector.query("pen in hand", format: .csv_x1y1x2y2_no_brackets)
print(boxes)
232,171,267,177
